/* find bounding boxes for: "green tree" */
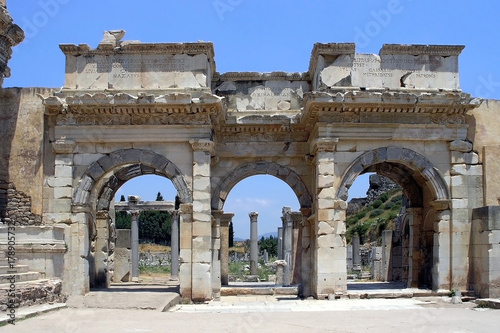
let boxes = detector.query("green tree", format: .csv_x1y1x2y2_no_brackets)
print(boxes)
137,192,172,245
115,195,131,229
258,235,278,258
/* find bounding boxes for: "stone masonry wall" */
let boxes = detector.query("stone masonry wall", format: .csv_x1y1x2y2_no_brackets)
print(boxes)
0,279,65,311
0,181,42,225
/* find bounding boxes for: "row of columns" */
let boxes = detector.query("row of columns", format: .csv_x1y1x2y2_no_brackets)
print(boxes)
114,195,180,284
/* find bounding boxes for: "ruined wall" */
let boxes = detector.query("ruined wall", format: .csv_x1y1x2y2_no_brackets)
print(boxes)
467,99,500,206
0,88,54,220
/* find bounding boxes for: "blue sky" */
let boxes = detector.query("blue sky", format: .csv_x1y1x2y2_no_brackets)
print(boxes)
4,1,499,238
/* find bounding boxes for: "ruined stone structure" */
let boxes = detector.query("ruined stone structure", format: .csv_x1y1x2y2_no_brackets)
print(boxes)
2,27,500,303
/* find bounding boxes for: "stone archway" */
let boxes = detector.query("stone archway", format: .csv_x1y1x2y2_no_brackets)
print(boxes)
72,149,190,288
337,146,451,290
211,161,312,211
73,148,191,209
337,146,449,202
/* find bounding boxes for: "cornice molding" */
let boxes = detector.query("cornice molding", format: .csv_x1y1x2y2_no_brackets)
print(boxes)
380,44,465,56
214,71,308,82
43,92,223,125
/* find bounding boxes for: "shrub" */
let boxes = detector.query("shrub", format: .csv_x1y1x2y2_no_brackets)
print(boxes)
391,195,403,204
369,209,384,218
355,211,366,220
383,202,394,210
379,193,389,203
388,211,398,220
372,200,383,208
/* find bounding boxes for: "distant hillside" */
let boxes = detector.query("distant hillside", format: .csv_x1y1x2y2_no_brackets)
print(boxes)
346,188,403,245
234,231,278,242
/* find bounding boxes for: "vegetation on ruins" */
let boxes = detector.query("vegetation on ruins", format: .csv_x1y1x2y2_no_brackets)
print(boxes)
346,189,403,245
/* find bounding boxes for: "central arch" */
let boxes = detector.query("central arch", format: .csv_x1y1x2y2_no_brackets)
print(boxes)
212,161,312,211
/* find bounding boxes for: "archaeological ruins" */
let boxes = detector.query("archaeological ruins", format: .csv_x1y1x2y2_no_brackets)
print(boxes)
1,2,500,305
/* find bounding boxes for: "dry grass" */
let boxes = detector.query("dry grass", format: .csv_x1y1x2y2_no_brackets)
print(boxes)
139,243,171,253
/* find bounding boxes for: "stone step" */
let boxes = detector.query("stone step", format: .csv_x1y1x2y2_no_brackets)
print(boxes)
0,278,50,289
221,285,299,296
0,265,29,274
0,272,40,284
0,258,16,266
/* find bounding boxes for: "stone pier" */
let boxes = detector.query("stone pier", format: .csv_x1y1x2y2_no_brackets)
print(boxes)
249,212,259,276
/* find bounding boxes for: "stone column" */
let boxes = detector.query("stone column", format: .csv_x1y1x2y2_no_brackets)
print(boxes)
249,212,259,276
277,227,283,260
311,138,346,298
381,230,393,282
282,207,293,286
431,200,452,291
170,211,179,281
92,211,110,287
352,236,361,272
130,209,140,282
300,210,313,297
406,207,423,288
220,213,233,286
190,139,214,301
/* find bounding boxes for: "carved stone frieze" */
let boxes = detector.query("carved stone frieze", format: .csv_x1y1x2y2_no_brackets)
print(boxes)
430,114,465,125
46,92,222,126
0,5,24,86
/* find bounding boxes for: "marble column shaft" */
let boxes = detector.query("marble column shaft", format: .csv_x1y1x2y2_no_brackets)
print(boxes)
282,207,293,286
130,210,140,281
249,212,259,276
170,211,179,280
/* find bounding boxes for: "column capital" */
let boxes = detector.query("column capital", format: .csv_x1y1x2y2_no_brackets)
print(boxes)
431,199,451,211
310,138,339,154
249,212,259,221
406,207,423,216
190,139,215,155
52,138,77,154
300,207,312,217
211,210,224,220
96,211,110,219
129,210,140,218
334,199,348,210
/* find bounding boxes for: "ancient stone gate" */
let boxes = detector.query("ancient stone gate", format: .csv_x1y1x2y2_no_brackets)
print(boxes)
3,28,500,301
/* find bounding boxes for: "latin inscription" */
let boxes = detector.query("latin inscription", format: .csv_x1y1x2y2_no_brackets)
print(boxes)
82,56,187,78
335,55,439,77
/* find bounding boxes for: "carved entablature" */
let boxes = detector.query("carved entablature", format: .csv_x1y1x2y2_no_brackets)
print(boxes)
216,123,309,143
43,92,223,126
301,90,481,129
0,5,24,85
